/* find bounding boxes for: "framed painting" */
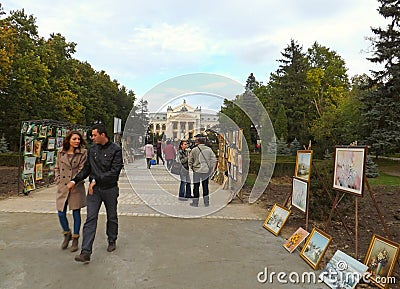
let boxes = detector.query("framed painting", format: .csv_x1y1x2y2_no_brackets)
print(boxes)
364,235,400,289
300,227,332,270
24,136,34,155
33,139,42,157
291,177,309,213
262,203,291,236
35,163,43,181
38,126,47,138
47,137,55,150
333,146,367,196
23,156,36,175
56,137,64,149
294,150,313,182
320,250,368,289
46,151,55,165
283,227,309,253
23,173,36,193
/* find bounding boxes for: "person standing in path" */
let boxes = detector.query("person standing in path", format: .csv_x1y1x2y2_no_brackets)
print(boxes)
178,140,191,200
54,130,87,252
163,140,176,170
144,140,155,169
67,124,123,263
188,135,216,207
156,139,165,165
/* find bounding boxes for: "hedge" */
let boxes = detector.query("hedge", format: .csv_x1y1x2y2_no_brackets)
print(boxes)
0,153,20,167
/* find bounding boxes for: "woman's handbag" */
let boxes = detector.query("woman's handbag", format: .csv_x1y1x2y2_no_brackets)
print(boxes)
170,160,182,175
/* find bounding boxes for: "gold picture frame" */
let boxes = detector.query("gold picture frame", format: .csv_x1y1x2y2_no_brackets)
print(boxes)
364,234,400,289
262,203,291,236
300,227,332,270
294,150,313,182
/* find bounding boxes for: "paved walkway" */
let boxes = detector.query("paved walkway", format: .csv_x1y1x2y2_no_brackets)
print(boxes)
0,159,326,289
0,159,266,220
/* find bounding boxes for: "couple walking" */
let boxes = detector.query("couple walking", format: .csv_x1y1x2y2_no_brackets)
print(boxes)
55,124,123,263
178,135,216,207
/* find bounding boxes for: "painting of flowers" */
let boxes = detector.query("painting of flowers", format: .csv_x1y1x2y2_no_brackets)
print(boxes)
283,227,309,253
364,235,400,289
333,146,366,196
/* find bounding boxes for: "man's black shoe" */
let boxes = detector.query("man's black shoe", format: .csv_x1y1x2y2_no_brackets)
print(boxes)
107,241,116,252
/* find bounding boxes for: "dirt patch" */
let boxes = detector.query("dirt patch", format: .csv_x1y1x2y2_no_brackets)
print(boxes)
0,166,20,199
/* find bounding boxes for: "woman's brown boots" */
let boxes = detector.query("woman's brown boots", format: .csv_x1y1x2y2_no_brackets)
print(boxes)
70,234,79,252
61,232,79,252
61,231,72,249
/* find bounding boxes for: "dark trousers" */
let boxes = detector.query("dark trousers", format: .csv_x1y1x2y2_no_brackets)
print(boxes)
156,151,164,164
192,172,209,205
146,158,152,169
81,186,119,255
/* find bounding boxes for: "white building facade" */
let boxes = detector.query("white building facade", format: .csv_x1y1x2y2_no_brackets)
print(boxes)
148,100,219,141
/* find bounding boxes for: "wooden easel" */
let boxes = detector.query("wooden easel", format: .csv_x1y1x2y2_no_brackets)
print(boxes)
283,142,313,231
324,143,390,259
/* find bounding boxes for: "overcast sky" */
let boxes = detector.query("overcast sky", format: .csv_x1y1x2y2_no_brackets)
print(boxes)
2,0,387,111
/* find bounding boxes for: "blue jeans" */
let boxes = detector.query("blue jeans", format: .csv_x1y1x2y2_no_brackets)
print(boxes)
179,169,191,198
58,200,81,235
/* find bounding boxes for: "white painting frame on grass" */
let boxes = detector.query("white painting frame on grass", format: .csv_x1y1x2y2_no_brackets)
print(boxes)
262,203,291,236
320,250,368,289
294,150,313,182
333,146,367,197
291,177,309,213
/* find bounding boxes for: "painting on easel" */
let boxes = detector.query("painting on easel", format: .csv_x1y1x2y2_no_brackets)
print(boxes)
333,146,367,197
294,150,312,182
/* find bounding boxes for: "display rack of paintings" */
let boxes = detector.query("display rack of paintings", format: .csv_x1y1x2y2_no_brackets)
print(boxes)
19,119,91,195
222,129,244,202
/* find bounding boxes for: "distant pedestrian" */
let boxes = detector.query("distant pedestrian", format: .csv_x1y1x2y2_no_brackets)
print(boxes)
67,123,123,263
178,140,191,200
144,141,155,169
163,140,176,170
188,134,216,207
54,130,87,252
156,139,165,165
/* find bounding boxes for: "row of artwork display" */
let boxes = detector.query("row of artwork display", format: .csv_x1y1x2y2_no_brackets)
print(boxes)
263,203,400,289
217,130,244,188
20,120,90,194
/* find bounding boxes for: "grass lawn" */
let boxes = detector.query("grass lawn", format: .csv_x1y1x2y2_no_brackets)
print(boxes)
367,172,400,186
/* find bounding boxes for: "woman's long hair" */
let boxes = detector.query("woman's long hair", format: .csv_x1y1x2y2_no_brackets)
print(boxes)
62,130,86,151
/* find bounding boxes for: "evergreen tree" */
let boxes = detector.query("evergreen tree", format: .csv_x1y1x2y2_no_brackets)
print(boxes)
0,134,9,153
267,39,311,144
365,155,379,178
362,0,400,156
289,138,302,155
274,104,288,141
245,72,259,91
276,136,290,155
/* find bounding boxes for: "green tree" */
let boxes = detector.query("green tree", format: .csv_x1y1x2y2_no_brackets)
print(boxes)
274,104,288,140
361,0,400,155
266,39,311,144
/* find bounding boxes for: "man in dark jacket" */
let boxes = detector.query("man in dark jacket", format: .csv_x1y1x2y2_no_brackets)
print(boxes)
67,123,123,263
